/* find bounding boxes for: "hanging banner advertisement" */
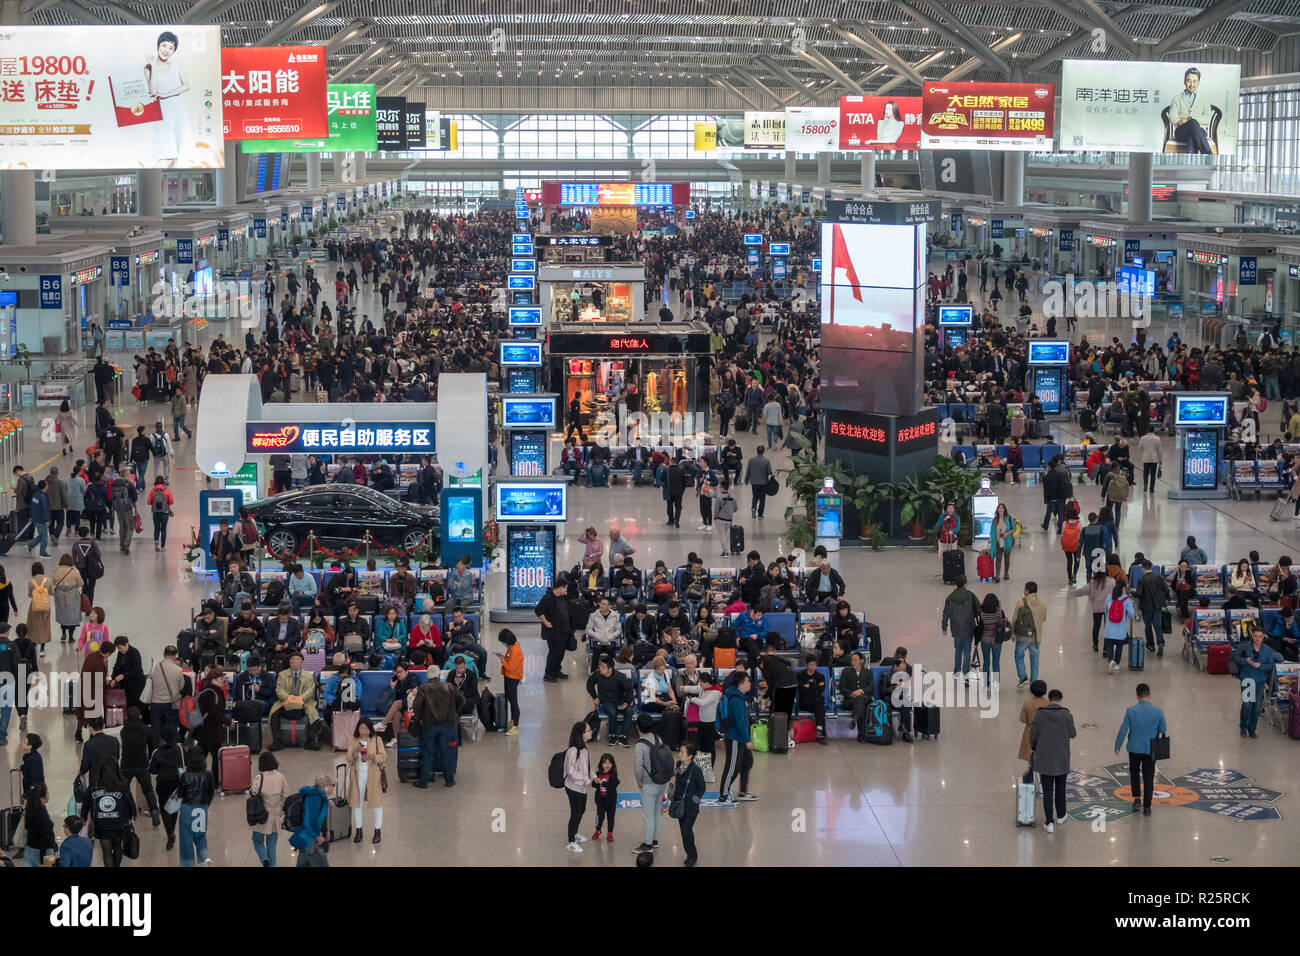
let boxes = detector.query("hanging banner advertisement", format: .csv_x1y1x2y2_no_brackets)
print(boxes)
0,25,224,169
403,101,427,149
920,81,1054,151
1060,60,1240,155
783,106,839,151
241,82,377,153
693,121,717,150
743,110,785,148
375,95,405,149
220,45,327,141
839,96,922,150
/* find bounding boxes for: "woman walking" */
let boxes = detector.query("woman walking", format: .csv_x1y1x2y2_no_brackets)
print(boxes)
74,645,107,743
977,593,1007,686
563,720,595,854
1029,688,1077,832
22,783,56,867
81,762,136,868
177,745,215,867
26,561,52,658
989,503,1016,583
77,607,109,658
147,476,174,551
148,724,185,851
1101,579,1135,674
249,751,287,866
52,554,83,645
1072,570,1116,652
345,716,387,844
671,742,707,867
55,399,77,456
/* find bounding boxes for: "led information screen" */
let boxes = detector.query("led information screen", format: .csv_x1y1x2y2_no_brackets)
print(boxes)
507,275,536,291
496,483,567,522
507,369,536,393
500,341,543,366
509,431,548,477
1061,60,1240,154
548,182,687,207
244,421,434,454
507,306,542,326
937,305,973,326
506,525,556,610
1027,340,1070,365
1174,394,1229,427
839,95,922,150
220,46,328,141
500,397,556,429
1182,429,1220,491
0,25,224,170
510,259,536,273
768,242,790,256
242,83,377,153
743,234,763,246
1032,366,1065,415
921,81,1055,151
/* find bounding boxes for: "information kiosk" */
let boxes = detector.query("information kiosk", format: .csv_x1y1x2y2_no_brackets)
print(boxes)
815,478,844,566
1026,339,1071,418
1170,392,1230,500
490,479,569,623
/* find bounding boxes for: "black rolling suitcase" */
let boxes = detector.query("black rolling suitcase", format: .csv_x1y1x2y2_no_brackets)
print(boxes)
397,729,421,781
492,689,510,732
768,712,790,753
913,705,941,739
942,548,965,584
730,524,745,554
1,768,22,849
862,622,883,662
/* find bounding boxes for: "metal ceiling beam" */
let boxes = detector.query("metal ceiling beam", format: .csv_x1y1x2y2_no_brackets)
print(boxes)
259,1,341,47
940,32,1024,83
872,48,949,94
1153,0,1253,56
184,0,244,24
834,27,924,87
712,78,763,112
55,0,147,24
734,68,785,109
324,21,372,54
19,0,62,14
762,59,822,104
377,70,416,95
1041,0,1139,58
331,41,390,83
896,0,1008,76
795,48,865,95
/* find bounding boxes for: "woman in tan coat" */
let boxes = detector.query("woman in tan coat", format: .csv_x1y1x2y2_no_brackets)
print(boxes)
1018,680,1049,765
26,561,52,656
345,716,387,845
249,751,288,867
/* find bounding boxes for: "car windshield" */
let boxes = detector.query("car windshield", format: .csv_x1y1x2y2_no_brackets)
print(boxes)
348,485,401,512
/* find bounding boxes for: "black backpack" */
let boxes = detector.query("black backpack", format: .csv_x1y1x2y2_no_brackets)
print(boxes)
281,791,306,830
640,734,674,784
264,580,286,606
547,752,567,789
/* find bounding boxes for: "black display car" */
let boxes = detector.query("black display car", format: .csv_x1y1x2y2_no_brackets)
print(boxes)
241,485,440,557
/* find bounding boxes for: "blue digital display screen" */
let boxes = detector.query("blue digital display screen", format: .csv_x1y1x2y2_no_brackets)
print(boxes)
685,210,695,219
768,242,790,256
937,305,973,326
1027,341,1070,365
944,328,968,349
1174,395,1229,427
510,431,548,476
1033,366,1065,415
512,233,531,243
511,242,534,256
444,495,477,543
500,341,543,366
812,257,822,272
496,483,566,521
743,234,763,246
510,259,536,273
506,525,556,610
508,306,543,326
501,398,555,428
772,259,787,278
507,275,536,291
1182,429,1220,490
507,369,536,393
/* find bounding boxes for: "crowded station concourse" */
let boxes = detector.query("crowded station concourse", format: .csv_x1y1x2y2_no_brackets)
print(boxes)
0,3,1295,925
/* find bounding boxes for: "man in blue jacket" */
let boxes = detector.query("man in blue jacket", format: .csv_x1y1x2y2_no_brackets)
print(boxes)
716,673,756,806
1233,628,1281,739
1114,683,1167,815
290,773,335,867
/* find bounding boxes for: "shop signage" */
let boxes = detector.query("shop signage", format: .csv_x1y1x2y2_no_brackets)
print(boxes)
547,331,712,355
543,236,610,247
244,421,434,455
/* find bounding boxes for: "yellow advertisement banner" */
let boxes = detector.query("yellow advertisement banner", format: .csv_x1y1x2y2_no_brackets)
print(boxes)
693,121,717,151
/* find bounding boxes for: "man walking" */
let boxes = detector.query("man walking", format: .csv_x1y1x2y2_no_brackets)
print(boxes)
25,479,52,557
1029,688,1076,832
632,713,672,855
941,576,981,677
1113,683,1167,816
110,468,138,555
1133,560,1171,656
1040,454,1071,533
1138,430,1162,493
742,445,773,519
534,577,572,683
664,456,685,528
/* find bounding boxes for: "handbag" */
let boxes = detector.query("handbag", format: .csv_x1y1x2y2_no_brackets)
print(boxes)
164,789,182,815
245,774,269,826
122,825,141,860
80,593,92,615
1150,733,1170,761
133,511,143,534
380,767,389,793
764,475,780,496
668,797,686,819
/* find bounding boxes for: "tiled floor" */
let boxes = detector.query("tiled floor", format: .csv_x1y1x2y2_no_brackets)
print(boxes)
3,263,1296,868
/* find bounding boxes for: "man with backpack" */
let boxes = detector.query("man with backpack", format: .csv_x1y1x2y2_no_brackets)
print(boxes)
109,468,138,555
1103,466,1131,524
148,422,173,481
1040,455,1072,534
128,426,152,488
73,527,104,601
632,713,674,855
1011,582,1048,688
287,772,335,867
1078,512,1113,580
1133,559,1172,656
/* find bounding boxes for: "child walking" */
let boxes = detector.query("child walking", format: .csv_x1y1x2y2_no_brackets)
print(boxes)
591,752,620,843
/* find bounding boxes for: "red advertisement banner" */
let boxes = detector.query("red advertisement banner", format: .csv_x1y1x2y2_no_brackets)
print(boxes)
920,81,1055,151
220,46,328,141
838,96,922,150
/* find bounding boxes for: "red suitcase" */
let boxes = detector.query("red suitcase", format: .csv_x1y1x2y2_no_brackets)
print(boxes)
219,728,252,794
1206,643,1232,675
791,716,818,743
976,552,995,580
104,688,126,728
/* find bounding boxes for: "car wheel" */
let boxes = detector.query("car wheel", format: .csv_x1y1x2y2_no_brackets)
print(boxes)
266,528,299,557
401,529,429,553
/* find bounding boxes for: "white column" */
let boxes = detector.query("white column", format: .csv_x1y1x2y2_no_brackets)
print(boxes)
816,152,831,187
1002,152,1024,207
1,170,35,245
860,153,875,190
214,141,238,206
1128,152,1153,222
306,153,322,188
139,170,163,218
784,150,796,184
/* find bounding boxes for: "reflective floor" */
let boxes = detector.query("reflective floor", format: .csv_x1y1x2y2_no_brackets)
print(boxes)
4,266,1296,868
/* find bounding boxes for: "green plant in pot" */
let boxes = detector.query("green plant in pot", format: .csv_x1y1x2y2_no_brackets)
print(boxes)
888,472,944,540
785,518,814,552
926,455,982,540
778,436,850,523
847,475,892,548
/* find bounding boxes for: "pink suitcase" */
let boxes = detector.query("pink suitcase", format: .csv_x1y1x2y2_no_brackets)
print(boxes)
220,727,252,793
332,709,360,751
104,688,126,728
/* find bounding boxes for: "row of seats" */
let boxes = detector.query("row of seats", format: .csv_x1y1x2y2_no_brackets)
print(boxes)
238,565,485,608
951,443,1084,471
1229,460,1291,491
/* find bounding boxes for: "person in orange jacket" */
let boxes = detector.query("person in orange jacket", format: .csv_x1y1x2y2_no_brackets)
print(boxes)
146,476,175,551
496,629,524,736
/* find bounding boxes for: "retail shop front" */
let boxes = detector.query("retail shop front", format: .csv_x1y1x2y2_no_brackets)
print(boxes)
546,325,713,442
540,263,645,324
1278,245,1300,337
1177,233,1280,323
1021,209,1096,277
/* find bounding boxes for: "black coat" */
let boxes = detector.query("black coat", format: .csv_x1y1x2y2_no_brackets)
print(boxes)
119,716,151,771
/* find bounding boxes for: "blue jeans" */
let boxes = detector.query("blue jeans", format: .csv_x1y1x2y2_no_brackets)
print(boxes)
599,702,629,740
25,523,49,555
252,830,278,866
1266,377,1281,401
952,633,972,673
291,593,315,612
1013,640,1039,683
1103,638,1125,664
0,704,9,743
178,803,208,866
131,461,148,487
1142,608,1164,648
172,414,192,440
419,722,458,785
1240,682,1262,733
632,461,644,484
153,511,169,546
980,641,1001,680
766,424,781,447
24,846,43,867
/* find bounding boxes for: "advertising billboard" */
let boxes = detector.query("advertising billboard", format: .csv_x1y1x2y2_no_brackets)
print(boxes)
499,341,543,367
920,81,1055,151
375,95,405,149
1174,394,1229,427
693,121,716,150
505,525,556,609
244,421,434,455
500,397,556,429
403,100,426,149
509,431,548,477
937,305,973,326
1060,60,1240,155
0,25,224,169
220,45,327,141
838,95,922,150
1026,340,1071,365
241,82,377,153
783,106,839,151
743,110,785,148
507,306,542,326
495,483,567,522
1182,429,1220,490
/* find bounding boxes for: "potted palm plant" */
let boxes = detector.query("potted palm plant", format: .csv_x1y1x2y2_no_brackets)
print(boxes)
888,472,944,540
847,475,892,550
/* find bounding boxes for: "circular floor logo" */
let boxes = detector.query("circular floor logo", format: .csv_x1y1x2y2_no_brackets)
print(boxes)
1064,765,1284,824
